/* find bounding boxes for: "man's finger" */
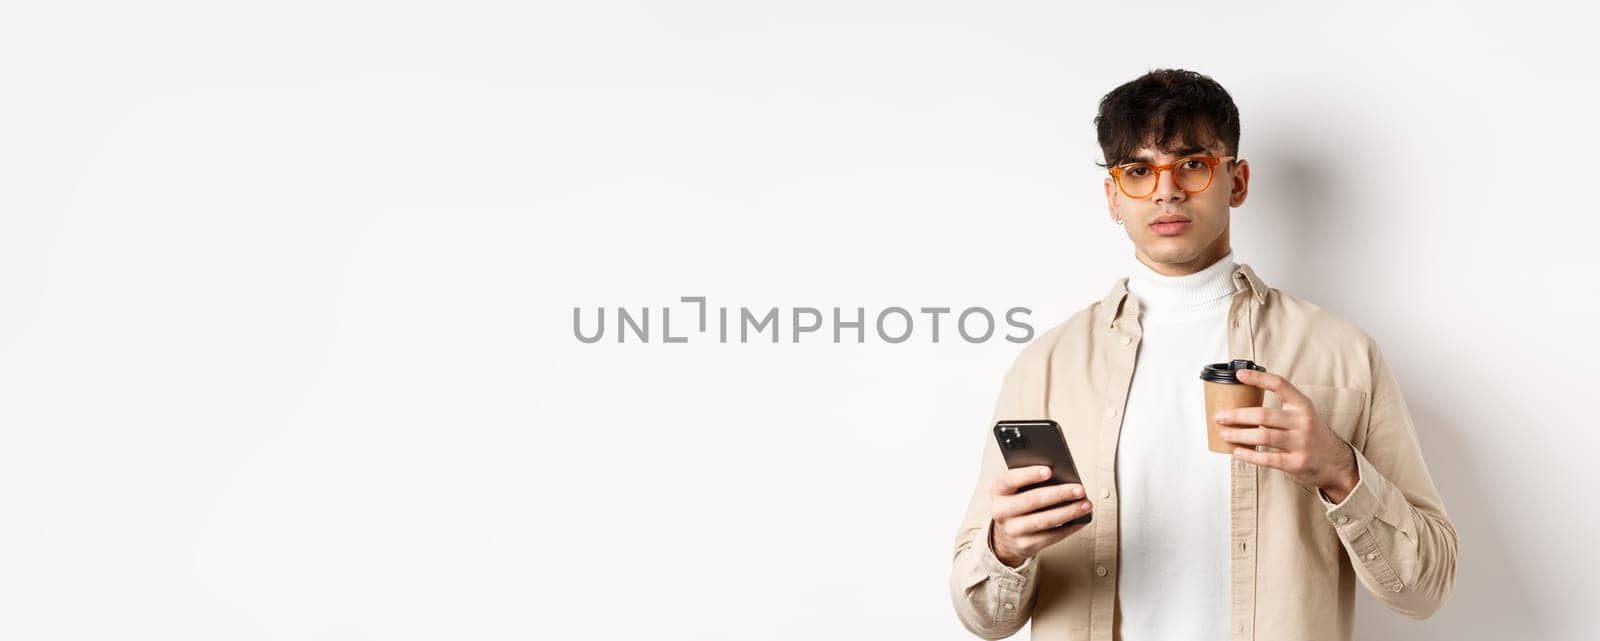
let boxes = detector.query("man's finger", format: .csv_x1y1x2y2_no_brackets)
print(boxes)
1236,369,1313,410
1215,406,1294,430
993,483,1084,520
1020,498,1093,534
993,465,1052,495
1011,521,1088,551
1220,427,1287,449
1233,446,1287,470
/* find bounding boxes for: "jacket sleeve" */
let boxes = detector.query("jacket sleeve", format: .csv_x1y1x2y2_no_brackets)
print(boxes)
949,364,1042,639
1319,340,1459,619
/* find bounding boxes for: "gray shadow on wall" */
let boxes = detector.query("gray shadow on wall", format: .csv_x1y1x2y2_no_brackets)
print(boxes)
1249,147,1372,315
1254,152,1329,288
1261,143,1543,639
1350,398,1545,639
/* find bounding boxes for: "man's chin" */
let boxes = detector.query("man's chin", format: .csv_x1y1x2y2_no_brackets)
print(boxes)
1138,243,1201,266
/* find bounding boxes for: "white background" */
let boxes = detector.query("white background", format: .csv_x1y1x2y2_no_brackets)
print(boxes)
2,1,1596,639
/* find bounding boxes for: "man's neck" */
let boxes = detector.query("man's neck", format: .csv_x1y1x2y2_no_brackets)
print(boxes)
1134,245,1232,277
1127,250,1237,311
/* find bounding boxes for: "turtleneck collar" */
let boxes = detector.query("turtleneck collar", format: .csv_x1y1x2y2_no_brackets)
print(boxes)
1126,250,1237,312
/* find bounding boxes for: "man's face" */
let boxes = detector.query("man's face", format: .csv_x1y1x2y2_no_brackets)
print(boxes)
1102,138,1250,276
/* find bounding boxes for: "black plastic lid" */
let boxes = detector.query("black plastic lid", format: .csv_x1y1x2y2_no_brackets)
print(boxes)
1199,359,1266,384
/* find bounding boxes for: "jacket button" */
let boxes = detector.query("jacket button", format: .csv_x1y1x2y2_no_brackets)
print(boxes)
1104,408,1117,418
1100,488,1111,499
1095,566,1108,577
1365,553,1377,561
1337,515,1350,525
1121,336,1132,345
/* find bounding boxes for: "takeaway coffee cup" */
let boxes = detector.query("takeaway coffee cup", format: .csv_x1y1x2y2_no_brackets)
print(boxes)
1200,359,1268,453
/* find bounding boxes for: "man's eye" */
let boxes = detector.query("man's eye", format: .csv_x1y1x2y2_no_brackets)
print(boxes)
1180,159,1205,170
1126,166,1151,177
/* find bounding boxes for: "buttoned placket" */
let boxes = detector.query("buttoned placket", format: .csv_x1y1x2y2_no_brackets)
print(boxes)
1226,269,1265,641
1091,291,1141,640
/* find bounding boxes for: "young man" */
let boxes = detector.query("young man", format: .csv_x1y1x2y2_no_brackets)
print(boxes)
948,69,1457,641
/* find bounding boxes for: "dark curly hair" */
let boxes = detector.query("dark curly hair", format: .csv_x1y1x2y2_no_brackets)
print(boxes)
1094,69,1241,169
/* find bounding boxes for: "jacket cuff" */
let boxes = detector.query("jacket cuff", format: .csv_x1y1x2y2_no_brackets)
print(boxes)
1318,445,1414,593
1322,444,1392,530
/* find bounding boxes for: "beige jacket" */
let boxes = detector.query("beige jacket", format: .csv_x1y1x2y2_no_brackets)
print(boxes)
949,263,1457,641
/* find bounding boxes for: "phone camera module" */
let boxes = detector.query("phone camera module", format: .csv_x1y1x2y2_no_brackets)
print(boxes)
999,428,1027,450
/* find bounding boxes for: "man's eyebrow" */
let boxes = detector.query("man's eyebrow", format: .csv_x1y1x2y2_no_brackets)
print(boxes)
1128,146,1210,162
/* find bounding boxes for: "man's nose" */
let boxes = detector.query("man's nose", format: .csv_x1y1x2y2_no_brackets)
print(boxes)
1152,168,1184,205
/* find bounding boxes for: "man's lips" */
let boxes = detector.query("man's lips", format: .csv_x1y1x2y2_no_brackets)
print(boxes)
1150,214,1191,236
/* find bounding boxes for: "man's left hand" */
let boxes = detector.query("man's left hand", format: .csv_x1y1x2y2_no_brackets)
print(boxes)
1215,369,1360,503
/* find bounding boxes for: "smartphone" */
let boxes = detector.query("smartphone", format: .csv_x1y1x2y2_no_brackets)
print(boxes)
993,419,1091,526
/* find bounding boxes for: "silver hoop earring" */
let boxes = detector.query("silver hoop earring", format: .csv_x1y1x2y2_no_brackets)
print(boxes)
1115,217,1124,226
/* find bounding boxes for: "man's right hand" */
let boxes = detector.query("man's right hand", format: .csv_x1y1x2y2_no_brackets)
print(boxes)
988,465,1094,568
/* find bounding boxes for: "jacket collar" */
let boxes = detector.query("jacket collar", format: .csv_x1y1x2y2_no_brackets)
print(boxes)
1099,261,1269,329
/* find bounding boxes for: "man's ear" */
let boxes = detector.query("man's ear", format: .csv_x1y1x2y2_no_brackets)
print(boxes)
1104,178,1120,222
1228,159,1250,208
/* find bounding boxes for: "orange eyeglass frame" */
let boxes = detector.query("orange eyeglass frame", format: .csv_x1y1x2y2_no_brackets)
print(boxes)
1108,155,1236,199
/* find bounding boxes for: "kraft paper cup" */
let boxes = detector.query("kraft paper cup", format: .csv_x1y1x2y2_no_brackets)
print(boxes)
1200,359,1267,454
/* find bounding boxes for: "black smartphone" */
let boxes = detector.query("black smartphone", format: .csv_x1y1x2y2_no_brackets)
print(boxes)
993,419,1091,526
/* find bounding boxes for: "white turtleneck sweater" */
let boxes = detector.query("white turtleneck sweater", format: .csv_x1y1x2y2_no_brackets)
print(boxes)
1116,251,1237,641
